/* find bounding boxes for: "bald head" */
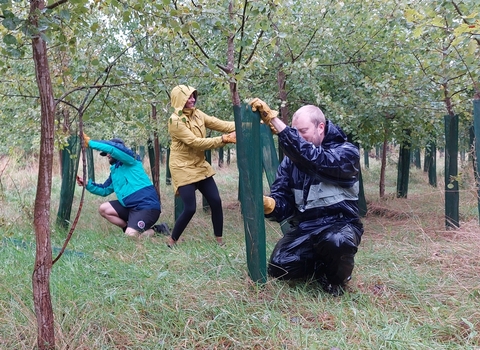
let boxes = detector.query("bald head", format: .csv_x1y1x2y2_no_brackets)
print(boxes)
292,105,325,126
291,105,326,146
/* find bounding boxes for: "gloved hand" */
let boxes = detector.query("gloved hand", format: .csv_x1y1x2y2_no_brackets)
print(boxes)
263,195,275,214
222,131,236,144
249,98,279,124
82,133,91,148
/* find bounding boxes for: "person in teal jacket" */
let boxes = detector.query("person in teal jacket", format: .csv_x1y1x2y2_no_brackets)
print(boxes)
77,135,164,238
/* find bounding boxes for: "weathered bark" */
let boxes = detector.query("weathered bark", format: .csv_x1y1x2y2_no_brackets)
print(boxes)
276,68,288,161
277,69,289,125
227,1,241,106
30,0,56,348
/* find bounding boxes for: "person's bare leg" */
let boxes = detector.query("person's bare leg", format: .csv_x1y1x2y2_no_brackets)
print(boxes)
139,228,155,238
98,202,127,228
125,227,140,238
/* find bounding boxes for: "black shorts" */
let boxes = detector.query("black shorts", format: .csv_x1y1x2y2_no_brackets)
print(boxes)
110,200,160,232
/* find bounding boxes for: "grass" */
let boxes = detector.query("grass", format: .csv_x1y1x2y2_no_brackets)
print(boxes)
0,150,479,349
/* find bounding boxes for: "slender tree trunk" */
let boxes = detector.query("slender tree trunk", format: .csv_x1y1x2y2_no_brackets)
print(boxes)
30,0,56,348
277,69,289,124
227,1,241,105
277,68,288,162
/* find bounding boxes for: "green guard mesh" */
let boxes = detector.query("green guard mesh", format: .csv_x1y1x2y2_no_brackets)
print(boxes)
234,104,267,283
56,135,81,229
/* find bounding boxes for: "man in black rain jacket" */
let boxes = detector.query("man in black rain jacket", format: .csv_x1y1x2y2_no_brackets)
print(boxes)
249,99,363,296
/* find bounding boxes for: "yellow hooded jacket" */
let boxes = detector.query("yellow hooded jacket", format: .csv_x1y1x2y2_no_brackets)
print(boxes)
168,85,235,193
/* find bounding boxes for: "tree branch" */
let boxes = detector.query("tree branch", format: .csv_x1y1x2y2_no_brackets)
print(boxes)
451,1,480,47
46,0,69,10
237,0,248,68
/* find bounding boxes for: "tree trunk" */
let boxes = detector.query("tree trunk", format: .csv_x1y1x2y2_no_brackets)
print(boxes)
277,68,289,162
277,69,289,124
226,1,241,106
30,0,56,348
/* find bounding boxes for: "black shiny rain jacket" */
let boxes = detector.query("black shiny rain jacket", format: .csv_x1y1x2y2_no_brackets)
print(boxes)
266,120,363,231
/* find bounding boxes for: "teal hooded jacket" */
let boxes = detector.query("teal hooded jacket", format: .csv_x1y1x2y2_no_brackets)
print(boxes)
86,139,161,211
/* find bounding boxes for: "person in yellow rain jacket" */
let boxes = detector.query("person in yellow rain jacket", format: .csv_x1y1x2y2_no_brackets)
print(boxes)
167,85,236,247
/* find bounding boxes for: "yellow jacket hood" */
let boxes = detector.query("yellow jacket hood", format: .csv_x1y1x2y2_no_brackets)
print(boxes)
170,85,197,114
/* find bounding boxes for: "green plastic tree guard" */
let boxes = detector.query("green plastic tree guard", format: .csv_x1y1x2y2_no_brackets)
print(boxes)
396,134,411,198
56,135,81,229
234,103,267,283
260,123,292,232
444,114,459,229
174,195,184,222
426,141,437,187
413,148,421,169
218,147,224,168
86,147,95,182
166,148,171,185
473,100,480,224
347,137,368,217
203,150,211,212
363,148,369,169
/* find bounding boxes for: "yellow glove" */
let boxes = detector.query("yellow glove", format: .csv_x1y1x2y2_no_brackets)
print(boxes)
222,131,236,144
82,133,91,148
249,98,279,124
263,195,275,214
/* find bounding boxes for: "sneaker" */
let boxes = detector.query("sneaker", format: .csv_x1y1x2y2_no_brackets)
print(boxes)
152,223,171,236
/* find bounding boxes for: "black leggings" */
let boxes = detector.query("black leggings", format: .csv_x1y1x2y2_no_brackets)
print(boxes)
171,176,223,242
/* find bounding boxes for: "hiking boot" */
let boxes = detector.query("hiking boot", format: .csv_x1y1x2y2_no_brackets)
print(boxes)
152,223,171,236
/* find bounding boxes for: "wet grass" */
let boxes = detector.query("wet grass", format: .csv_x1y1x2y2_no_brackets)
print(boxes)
0,152,479,349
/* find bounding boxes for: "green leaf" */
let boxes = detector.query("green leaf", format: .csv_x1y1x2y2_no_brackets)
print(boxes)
123,10,131,22
412,27,424,38
2,17,18,30
3,34,17,45
59,9,71,21
90,22,99,32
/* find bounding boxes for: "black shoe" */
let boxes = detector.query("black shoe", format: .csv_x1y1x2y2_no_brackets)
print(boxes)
317,275,346,297
152,223,171,236
322,283,345,297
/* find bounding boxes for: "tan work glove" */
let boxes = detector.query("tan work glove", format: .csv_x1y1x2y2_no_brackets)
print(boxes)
222,131,236,144
82,133,91,148
263,195,275,214
249,98,279,124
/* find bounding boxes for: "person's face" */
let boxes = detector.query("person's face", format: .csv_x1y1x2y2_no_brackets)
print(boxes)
292,114,324,147
184,93,196,108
